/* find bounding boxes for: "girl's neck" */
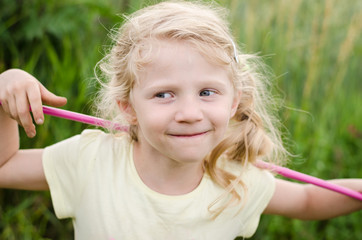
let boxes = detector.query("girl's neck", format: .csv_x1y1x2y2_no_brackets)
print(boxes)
133,141,204,195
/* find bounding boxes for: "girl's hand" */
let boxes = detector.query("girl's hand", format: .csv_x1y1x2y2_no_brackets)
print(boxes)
0,69,67,137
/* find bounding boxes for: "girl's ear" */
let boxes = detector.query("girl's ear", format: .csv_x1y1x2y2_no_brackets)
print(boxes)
230,90,241,118
117,100,138,125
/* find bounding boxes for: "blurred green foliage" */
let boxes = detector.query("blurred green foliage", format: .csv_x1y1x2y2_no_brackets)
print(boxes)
0,0,361,239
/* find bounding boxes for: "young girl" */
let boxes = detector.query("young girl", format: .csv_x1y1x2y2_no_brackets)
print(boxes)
0,1,361,239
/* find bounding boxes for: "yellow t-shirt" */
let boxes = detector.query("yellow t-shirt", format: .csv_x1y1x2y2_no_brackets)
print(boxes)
43,130,275,240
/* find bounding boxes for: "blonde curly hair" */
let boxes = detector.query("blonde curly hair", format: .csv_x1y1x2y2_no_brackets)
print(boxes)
95,0,288,217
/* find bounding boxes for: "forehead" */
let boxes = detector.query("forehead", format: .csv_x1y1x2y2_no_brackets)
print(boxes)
138,38,231,65
135,39,232,86
135,39,233,85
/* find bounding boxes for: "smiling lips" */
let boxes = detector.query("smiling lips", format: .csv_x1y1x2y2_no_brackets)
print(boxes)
168,131,209,138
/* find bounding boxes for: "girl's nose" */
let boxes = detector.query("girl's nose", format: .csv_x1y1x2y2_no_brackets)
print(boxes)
174,96,203,123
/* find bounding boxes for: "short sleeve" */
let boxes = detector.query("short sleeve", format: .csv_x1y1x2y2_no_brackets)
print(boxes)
42,129,105,219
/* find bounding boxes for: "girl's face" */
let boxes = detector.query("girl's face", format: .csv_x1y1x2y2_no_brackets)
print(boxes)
128,40,239,166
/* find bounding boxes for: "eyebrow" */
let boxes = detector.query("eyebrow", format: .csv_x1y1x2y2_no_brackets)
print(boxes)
143,77,231,90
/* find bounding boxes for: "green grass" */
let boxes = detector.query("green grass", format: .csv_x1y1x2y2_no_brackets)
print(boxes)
1,0,361,239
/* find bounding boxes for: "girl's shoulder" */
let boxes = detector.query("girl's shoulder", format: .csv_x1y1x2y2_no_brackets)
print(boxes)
76,129,131,153
78,129,129,143
45,129,130,158
219,156,271,175
217,157,275,188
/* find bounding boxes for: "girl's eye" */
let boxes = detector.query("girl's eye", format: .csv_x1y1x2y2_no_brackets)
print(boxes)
200,90,216,97
155,92,172,98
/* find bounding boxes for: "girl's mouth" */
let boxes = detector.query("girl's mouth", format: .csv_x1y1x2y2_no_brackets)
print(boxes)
169,131,209,138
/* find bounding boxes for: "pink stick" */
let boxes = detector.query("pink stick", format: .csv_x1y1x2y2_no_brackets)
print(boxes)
41,105,128,132
255,161,362,201
0,101,127,131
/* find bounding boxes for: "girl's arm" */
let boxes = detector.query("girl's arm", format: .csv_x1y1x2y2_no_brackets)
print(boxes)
264,178,362,220
0,69,67,190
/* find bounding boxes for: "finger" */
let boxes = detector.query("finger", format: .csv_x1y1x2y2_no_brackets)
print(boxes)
0,87,14,117
26,82,44,125
7,94,19,121
39,83,67,107
0,99,11,115
0,99,20,126
6,96,24,127
16,92,36,138
0,96,22,126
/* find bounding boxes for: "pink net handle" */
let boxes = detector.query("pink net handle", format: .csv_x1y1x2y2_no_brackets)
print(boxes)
41,105,128,132
0,101,127,131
